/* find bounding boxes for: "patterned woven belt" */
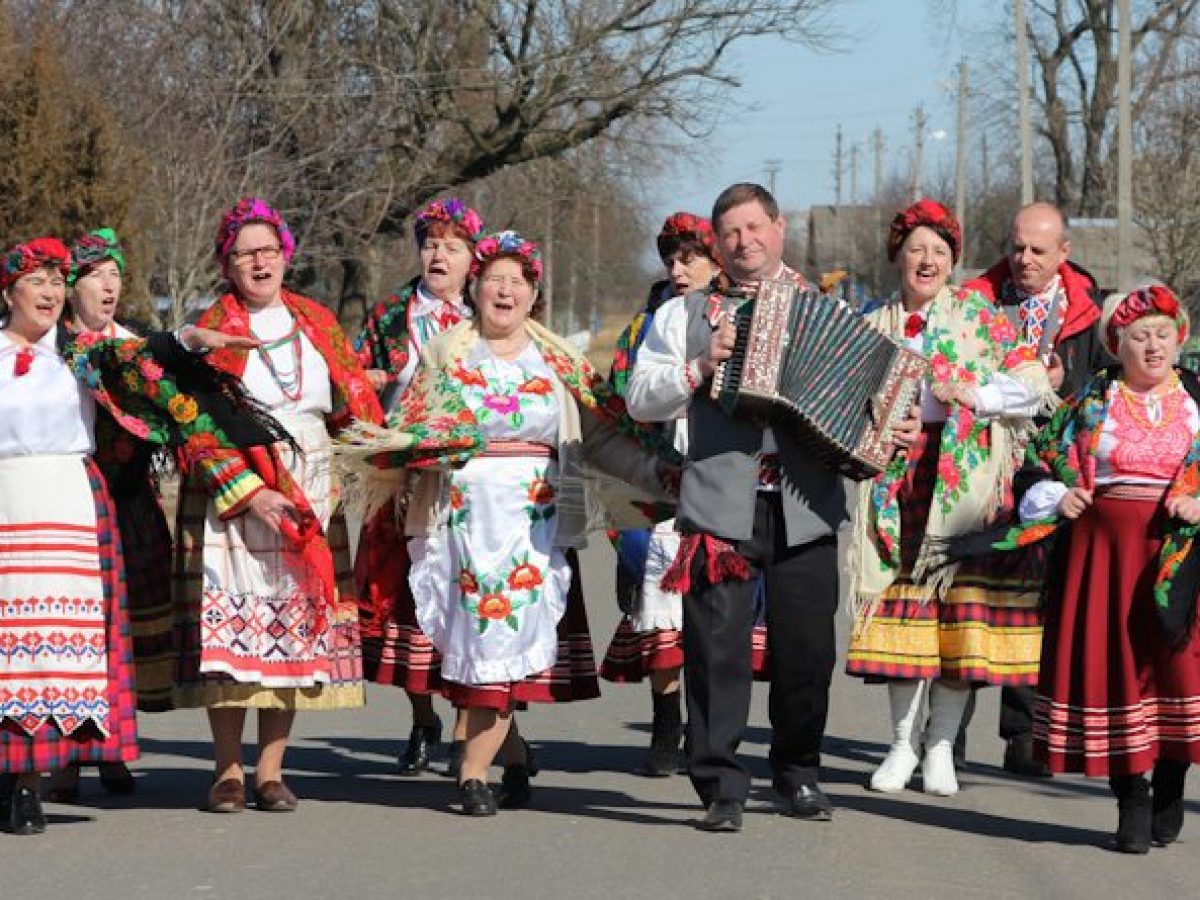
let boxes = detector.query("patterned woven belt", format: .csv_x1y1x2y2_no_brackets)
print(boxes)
478,440,557,459
1095,482,1168,502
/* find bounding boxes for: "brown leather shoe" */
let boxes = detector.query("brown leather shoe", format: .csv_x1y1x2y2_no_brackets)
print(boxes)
255,780,298,812
205,778,246,813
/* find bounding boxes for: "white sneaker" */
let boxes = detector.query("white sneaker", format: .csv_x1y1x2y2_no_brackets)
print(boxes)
922,742,959,796
870,744,921,793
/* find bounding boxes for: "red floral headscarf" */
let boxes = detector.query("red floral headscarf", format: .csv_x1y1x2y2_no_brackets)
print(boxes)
1,237,71,290
886,199,962,263
414,197,485,248
656,212,717,261
214,197,297,276
1102,284,1188,355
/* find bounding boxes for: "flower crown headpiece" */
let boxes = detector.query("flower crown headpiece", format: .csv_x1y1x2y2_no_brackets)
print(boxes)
414,197,485,247
214,197,297,270
887,199,962,263
69,228,126,286
1104,284,1187,354
471,230,543,284
2,237,71,290
657,211,717,259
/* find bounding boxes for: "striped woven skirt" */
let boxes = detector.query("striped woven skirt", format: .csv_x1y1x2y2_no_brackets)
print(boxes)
173,414,363,710
846,425,1043,684
0,454,137,772
1034,489,1200,776
356,500,445,694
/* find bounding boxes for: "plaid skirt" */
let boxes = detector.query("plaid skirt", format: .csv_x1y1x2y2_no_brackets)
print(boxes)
600,622,770,683
1035,491,1200,776
0,455,137,772
846,425,1043,685
442,549,600,711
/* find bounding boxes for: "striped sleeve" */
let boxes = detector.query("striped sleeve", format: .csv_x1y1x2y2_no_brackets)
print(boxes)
191,449,266,519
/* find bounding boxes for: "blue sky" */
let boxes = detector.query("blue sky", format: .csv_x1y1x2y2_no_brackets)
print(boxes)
651,0,996,221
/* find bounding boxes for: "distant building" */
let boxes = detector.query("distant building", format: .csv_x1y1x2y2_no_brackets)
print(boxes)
1068,218,1156,294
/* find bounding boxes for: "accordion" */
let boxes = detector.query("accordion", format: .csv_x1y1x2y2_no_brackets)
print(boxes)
710,280,927,480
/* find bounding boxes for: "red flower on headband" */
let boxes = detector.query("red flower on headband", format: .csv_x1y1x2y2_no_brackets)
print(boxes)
657,212,717,256
1,237,71,289
1106,284,1185,352
887,199,962,263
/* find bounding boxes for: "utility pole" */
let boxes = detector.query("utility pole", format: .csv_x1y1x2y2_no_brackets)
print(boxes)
543,174,555,330
850,142,860,206
1117,0,1133,291
981,134,991,196
873,127,884,294
764,159,782,197
911,105,927,203
1016,0,1034,204
955,60,969,278
834,125,844,206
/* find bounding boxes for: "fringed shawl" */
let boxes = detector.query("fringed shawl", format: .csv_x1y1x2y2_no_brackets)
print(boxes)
848,286,1054,620
962,366,1200,646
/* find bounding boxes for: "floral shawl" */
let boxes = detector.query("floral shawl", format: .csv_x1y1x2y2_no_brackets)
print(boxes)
849,285,1053,615
354,277,419,375
974,366,1200,646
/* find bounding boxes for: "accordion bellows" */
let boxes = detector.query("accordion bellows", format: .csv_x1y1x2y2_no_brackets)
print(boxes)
711,280,927,481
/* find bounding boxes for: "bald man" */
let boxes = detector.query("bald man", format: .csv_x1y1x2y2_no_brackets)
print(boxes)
963,202,1109,778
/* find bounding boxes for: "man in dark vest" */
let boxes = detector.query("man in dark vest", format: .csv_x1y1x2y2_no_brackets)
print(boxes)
625,183,845,832
962,201,1107,776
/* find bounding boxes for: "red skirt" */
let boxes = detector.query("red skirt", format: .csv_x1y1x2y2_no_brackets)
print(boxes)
1034,491,1200,776
356,501,444,695
600,621,770,683
0,458,137,772
443,549,600,711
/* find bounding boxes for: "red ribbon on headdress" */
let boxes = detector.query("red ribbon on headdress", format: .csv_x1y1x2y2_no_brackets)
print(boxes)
1105,285,1186,353
886,200,962,263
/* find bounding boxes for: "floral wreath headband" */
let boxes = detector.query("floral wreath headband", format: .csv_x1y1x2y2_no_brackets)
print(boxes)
657,211,717,260
1,237,71,291
886,199,962,263
214,197,297,272
471,230,544,285
1102,284,1188,355
69,228,126,286
414,197,485,248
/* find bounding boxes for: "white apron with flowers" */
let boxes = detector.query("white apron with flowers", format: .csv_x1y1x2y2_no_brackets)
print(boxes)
409,343,571,685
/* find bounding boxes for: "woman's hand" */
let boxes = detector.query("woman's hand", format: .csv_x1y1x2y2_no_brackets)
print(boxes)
1056,486,1094,520
655,460,682,497
179,325,260,353
931,381,978,410
1165,494,1200,525
365,368,390,391
245,488,299,535
889,404,922,452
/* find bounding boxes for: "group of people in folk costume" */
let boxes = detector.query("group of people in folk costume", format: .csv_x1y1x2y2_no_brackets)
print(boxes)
0,185,1197,856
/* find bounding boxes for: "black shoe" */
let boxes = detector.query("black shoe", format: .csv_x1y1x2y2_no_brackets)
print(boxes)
98,761,137,796
9,787,46,835
1111,774,1152,854
398,722,441,775
443,740,465,780
458,779,498,816
780,784,834,822
497,764,532,809
696,799,743,832
0,774,16,809
1152,760,1189,846
1002,735,1051,778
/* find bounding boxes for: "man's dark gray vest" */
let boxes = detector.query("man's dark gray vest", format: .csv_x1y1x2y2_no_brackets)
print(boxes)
676,290,846,546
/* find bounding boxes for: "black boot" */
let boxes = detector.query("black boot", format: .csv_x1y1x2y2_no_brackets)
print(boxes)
1152,759,1189,846
398,721,442,776
497,763,532,809
1110,773,1152,854
639,690,683,777
9,786,46,835
444,740,465,780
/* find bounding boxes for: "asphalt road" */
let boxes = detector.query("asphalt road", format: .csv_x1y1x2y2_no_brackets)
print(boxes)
3,538,1198,900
